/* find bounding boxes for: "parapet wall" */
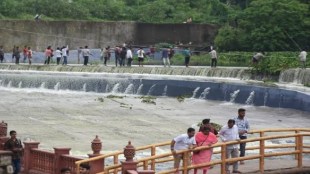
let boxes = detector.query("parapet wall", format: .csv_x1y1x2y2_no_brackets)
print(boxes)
0,20,218,51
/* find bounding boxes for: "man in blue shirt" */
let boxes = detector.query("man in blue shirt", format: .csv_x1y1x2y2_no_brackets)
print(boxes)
234,108,250,165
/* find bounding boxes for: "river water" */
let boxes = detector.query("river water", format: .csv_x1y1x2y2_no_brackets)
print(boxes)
0,86,309,156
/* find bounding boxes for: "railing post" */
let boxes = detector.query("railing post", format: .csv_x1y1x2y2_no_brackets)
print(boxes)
151,146,156,170
259,132,265,173
182,151,189,174
88,135,104,174
0,121,8,150
221,144,227,174
295,130,300,160
23,142,40,174
114,154,119,174
297,134,303,168
121,141,138,174
54,148,71,174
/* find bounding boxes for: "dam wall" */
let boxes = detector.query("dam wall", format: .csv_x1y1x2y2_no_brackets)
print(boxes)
0,20,218,51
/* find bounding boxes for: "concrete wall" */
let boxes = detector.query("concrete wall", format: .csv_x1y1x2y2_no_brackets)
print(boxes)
0,20,218,51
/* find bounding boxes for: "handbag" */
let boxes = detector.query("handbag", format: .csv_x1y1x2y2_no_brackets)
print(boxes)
193,135,209,154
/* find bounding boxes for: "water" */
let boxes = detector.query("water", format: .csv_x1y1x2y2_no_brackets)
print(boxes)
111,83,120,94
136,84,143,95
199,87,210,99
124,84,134,94
191,87,200,98
0,87,309,155
18,81,22,88
82,83,87,92
40,82,46,89
147,84,156,96
229,89,240,103
54,82,60,91
162,85,168,96
245,91,255,105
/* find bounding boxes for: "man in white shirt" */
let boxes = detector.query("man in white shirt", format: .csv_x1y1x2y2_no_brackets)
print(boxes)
209,49,218,68
126,47,133,67
219,119,241,174
171,128,196,172
62,45,68,65
82,46,91,66
299,51,307,69
137,48,145,67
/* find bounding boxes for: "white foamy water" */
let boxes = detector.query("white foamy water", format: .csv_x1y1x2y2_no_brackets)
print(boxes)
0,87,309,155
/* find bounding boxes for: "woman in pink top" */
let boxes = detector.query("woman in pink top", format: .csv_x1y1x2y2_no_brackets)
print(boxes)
44,46,52,64
192,127,218,174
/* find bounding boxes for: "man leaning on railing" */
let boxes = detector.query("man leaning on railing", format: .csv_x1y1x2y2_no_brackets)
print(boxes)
170,127,196,173
219,119,242,174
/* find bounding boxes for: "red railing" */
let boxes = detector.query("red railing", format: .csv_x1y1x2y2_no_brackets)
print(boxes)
61,154,84,174
30,149,55,173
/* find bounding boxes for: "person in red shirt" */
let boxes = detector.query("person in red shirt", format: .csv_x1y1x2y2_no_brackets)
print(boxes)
44,46,52,64
23,46,28,63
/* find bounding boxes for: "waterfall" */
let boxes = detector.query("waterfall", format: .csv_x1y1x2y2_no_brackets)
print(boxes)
162,85,168,96
245,91,255,105
7,81,12,88
191,87,200,98
136,84,143,95
147,84,156,96
54,82,60,91
18,81,23,88
105,84,110,93
40,82,46,89
111,83,120,93
199,87,210,99
229,90,240,103
0,80,2,86
263,92,268,106
124,84,134,94
82,83,87,92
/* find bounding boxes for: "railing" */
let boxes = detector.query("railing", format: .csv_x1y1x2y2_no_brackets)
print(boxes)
30,149,55,173
61,154,84,173
75,128,310,174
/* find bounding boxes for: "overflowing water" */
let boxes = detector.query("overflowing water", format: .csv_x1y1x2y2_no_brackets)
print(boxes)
245,91,255,105
54,82,60,91
191,87,200,98
147,84,156,96
229,89,240,103
199,87,210,99
18,81,22,88
162,85,168,96
124,84,135,94
111,83,120,94
136,84,143,95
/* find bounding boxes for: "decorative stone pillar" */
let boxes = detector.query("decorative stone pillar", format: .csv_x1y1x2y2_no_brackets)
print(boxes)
23,142,40,174
88,135,104,174
91,135,102,155
0,121,8,137
54,148,71,174
122,141,138,174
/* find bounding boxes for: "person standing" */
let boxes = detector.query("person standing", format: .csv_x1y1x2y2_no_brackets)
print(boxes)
209,49,218,68
14,46,21,64
120,47,127,66
199,118,218,135
27,47,33,65
192,127,218,174
234,108,250,165
299,51,307,69
137,48,145,67
82,46,91,66
0,45,4,63
55,47,62,65
219,119,241,174
23,46,28,63
114,46,121,66
183,47,191,67
104,46,111,66
252,52,264,64
4,130,23,174
62,45,69,65
168,47,175,64
44,46,52,64
162,48,170,67
126,47,133,67
77,47,83,64
171,128,196,173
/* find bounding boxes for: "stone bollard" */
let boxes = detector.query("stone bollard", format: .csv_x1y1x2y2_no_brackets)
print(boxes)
23,142,40,174
88,135,104,174
54,148,71,174
0,121,8,137
121,141,138,174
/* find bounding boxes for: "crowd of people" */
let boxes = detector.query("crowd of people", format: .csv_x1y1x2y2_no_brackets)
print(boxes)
171,108,250,174
0,44,307,68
